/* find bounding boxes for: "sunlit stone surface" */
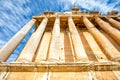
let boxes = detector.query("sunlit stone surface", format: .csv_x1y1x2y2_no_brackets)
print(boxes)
0,7,120,80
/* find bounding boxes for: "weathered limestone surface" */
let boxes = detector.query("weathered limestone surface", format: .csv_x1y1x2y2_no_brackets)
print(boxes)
83,32,107,62
68,17,88,61
78,30,97,61
47,17,60,61
106,17,120,30
5,72,48,80
0,19,36,61
64,31,75,62
17,17,48,62
95,17,120,45
4,18,48,80
35,32,51,62
59,32,65,62
50,72,90,80
1,7,120,80
113,71,120,80
95,71,118,80
83,17,120,62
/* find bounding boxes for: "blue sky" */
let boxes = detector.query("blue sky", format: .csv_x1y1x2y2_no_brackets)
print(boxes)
0,0,120,62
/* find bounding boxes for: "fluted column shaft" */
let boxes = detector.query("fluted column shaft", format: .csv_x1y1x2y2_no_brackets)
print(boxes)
83,17,120,61
47,17,60,61
17,17,48,62
95,17,120,45
106,17,120,30
0,19,36,61
68,17,88,61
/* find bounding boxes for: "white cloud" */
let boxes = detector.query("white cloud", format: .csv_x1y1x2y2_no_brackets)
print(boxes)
61,0,120,14
0,0,120,62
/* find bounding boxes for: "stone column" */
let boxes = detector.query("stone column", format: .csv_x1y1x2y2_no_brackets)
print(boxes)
35,32,51,62
68,17,88,61
83,16,120,62
95,17,120,45
59,32,65,62
106,17,120,30
17,17,48,62
0,19,36,61
47,17,60,61
83,32,107,62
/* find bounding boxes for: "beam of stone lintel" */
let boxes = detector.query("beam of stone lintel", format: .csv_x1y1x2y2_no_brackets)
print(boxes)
106,17,120,30
68,16,88,62
83,16,120,62
47,17,60,62
0,19,36,62
16,17,48,63
95,17,120,45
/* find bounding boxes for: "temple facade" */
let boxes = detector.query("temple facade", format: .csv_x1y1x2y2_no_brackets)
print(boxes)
0,7,120,80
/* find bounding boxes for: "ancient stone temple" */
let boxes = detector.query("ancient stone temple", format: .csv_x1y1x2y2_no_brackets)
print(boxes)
0,7,120,80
